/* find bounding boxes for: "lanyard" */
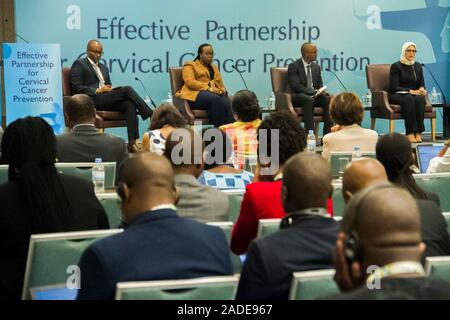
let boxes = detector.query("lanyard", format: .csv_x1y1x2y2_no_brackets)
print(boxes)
366,261,425,285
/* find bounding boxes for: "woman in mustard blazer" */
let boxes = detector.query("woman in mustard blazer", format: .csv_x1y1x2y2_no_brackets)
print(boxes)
176,43,234,127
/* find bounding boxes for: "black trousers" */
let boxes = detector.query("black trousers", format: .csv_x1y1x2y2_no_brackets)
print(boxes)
291,93,332,135
189,91,234,127
389,93,426,135
93,86,152,142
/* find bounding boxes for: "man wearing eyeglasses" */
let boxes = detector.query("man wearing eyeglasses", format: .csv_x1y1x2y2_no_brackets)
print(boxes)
70,40,153,152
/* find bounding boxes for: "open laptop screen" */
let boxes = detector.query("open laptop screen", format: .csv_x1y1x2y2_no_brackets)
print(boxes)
416,144,444,173
30,284,78,300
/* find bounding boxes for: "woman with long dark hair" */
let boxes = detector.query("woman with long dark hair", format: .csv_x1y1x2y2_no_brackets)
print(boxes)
176,43,234,127
0,117,108,300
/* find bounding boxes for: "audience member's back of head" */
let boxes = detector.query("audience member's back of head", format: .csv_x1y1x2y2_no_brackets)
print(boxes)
149,103,187,131
1,116,71,232
258,110,306,166
329,92,364,126
65,94,96,127
283,152,332,211
376,132,428,200
231,90,261,122
202,128,234,170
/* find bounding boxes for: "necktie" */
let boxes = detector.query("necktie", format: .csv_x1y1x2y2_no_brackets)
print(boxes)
306,65,312,89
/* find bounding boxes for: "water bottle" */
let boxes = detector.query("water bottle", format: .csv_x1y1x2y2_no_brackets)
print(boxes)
166,92,173,104
307,130,316,153
430,87,440,105
92,158,105,193
144,95,151,106
366,89,372,108
352,146,362,161
269,92,275,109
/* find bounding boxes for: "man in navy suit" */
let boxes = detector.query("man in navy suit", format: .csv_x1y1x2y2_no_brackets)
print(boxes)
287,42,332,137
70,40,152,152
77,153,233,300
236,153,339,300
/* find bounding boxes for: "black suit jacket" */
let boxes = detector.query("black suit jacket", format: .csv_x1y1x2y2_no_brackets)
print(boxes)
0,174,109,300
70,58,112,97
389,61,425,94
417,199,450,259
77,208,233,300
236,216,339,300
287,59,324,96
56,124,128,165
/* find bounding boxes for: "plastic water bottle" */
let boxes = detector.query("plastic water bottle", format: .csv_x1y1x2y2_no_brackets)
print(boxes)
352,146,362,161
366,89,372,108
144,95,151,106
269,92,275,109
430,87,441,105
166,92,173,104
92,158,105,194
307,130,316,153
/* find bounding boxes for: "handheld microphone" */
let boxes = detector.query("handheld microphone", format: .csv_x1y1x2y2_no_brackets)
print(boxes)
325,68,347,91
421,63,447,105
232,64,249,90
134,77,157,109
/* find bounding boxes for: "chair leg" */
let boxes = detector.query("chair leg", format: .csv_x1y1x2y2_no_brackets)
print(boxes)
389,120,394,133
370,118,376,130
431,118,436,141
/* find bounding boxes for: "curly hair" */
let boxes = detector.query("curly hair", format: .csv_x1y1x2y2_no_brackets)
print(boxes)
257,111,306,165
231,90,260,122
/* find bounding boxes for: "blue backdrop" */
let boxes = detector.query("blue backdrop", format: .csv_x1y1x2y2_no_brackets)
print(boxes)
12,0,450,140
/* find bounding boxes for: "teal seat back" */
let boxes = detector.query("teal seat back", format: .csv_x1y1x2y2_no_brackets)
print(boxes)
22,229,122,300
98,193,122,228
116,275,239,300
289,270,339,300
227,194,243,223
257,219,281,238
208,222,241,274
425,256,450,282
55,162,116,188
414,174,450,212
329,153,376,178
332,185,346,217
0,165,8,184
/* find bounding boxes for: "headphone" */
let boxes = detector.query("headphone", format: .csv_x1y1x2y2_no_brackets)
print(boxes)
342,183,394,263
116,181,127,202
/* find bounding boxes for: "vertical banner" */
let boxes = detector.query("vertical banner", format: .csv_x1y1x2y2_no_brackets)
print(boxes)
2,43,64,134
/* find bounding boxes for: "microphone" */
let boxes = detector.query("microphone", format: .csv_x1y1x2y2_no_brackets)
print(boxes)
325,68,347,91
4,18,29,43
421,63,447,105
134,77,157,109
232,64,249,90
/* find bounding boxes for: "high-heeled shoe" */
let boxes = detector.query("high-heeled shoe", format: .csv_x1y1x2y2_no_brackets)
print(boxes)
415,133,422,143
407,134,417,143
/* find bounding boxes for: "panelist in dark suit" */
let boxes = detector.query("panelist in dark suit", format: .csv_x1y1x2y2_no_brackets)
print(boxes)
56,94,128,166
0,117,108,300
70,40,153,152
287,42,332,136
236,153,339,300
389,42,427,143
77,153,233,300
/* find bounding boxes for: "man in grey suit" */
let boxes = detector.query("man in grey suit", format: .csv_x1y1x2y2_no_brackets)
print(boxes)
56,94,128,166
287,42,332,136
163,128,229,223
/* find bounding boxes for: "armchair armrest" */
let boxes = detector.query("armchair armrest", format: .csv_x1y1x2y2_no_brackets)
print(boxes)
371,90,395,113
274,92,297,117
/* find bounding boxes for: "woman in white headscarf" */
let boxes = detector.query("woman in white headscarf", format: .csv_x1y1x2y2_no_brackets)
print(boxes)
389,42,427,143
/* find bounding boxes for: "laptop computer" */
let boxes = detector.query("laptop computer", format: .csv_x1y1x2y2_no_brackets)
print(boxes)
30,284,79,300
416,144,444,173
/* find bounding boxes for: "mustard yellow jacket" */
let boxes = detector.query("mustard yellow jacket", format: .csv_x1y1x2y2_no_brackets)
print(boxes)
176,60,226,102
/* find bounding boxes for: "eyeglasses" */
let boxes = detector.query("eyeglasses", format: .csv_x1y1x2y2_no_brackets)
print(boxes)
89,49,104,55
405,49,417,53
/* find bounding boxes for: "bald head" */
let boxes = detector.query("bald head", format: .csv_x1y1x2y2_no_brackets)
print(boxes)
282,152,332,212
65,94,96,126
86,40,103,63
342,184,422,265
342,158,388,202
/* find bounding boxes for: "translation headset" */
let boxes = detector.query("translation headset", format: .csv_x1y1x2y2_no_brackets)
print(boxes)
280,208,330,229
342,183,394,263
116,181,127,202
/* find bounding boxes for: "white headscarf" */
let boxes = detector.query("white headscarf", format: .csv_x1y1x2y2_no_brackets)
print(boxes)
400,42,417,66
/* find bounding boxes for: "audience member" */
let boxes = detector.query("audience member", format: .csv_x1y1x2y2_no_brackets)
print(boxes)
376,132,440,205
322,92,378,161
342,158,450,260
77,153,232,300
330,184,450,299
141,103,187,155
236,153,339,300
56,94,128,165
0,117,108,300
427,139,450,173
231,111,333,255
164,128,229,222
199,128,253,190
